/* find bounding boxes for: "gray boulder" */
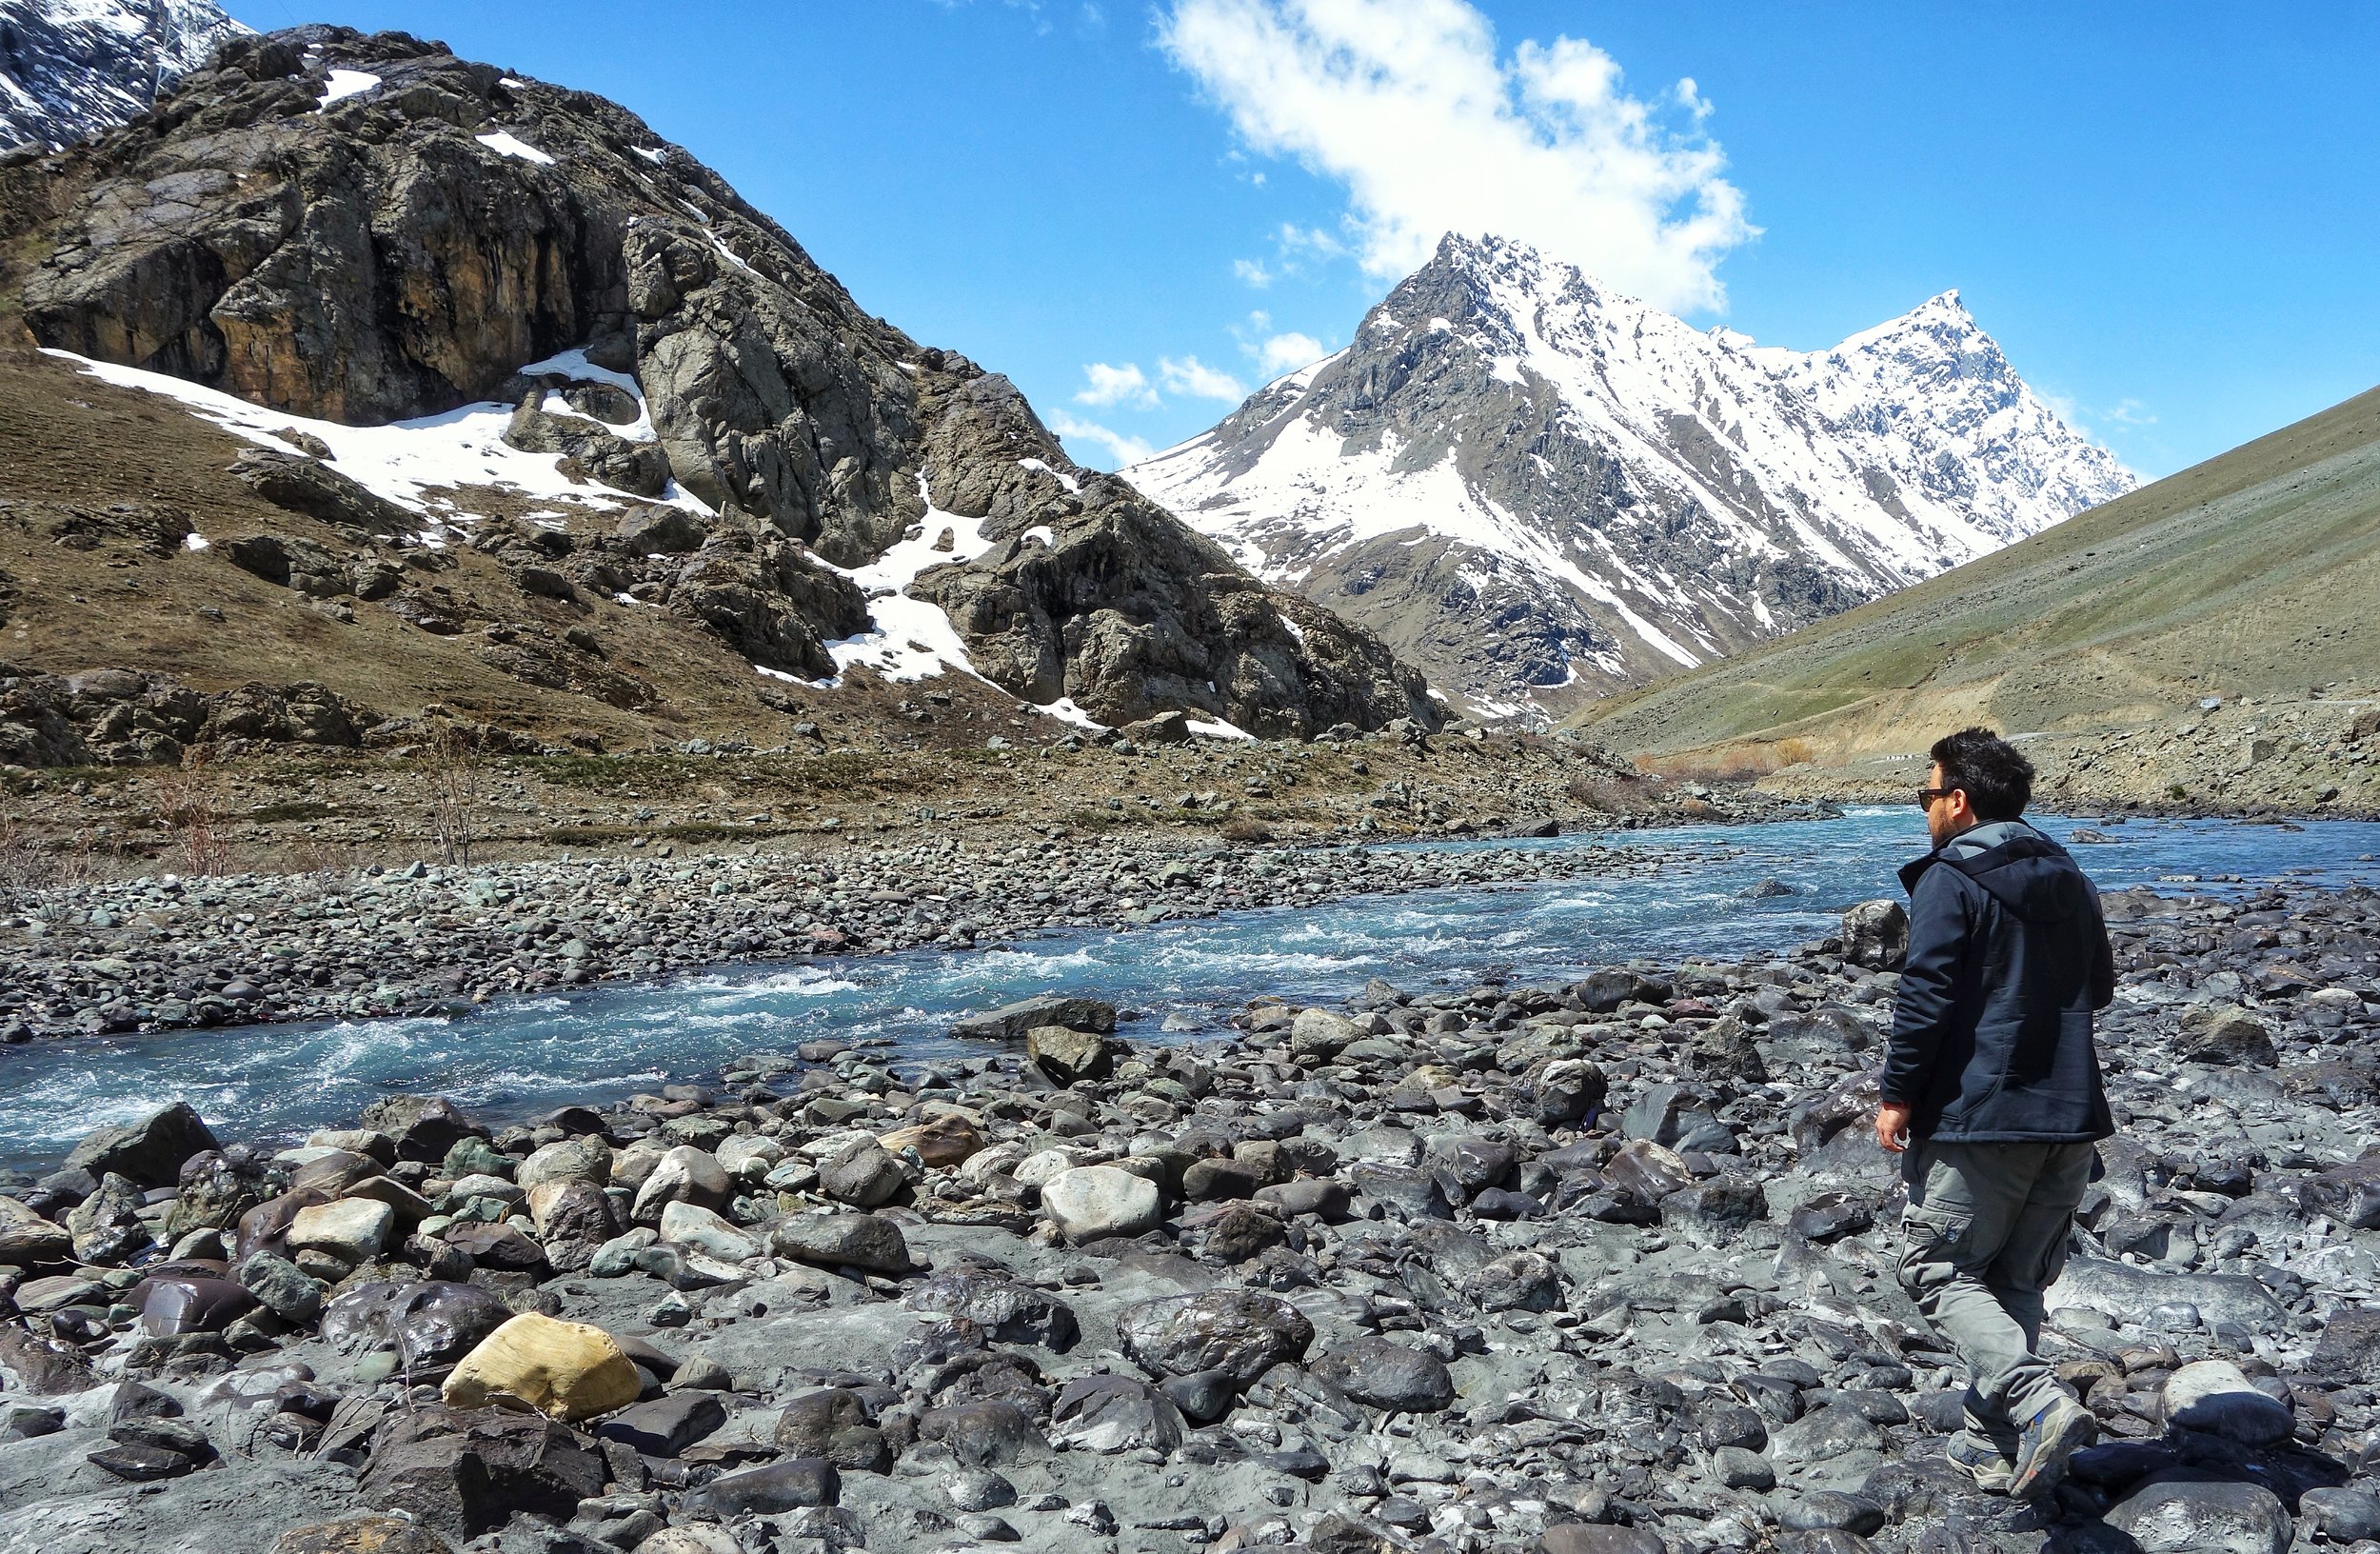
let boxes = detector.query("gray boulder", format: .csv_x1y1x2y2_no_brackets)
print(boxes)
64,1103,218,1188
2104,1480,2291,1554
1839,900,1910,970
1309,1337,1455,1412
950,995,1118,1042
767,1211,911,1274
1117,1289,1313,1385
2176,1006,2278,1067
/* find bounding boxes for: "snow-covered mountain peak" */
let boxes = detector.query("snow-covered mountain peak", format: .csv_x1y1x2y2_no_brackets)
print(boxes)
1,0,248,151
1127,232,2134,722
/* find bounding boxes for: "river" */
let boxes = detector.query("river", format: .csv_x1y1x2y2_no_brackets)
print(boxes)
6,808,2377,1173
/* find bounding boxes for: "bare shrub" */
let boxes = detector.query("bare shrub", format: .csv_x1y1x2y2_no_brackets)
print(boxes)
1636,737,1817,785
1566,769,1651,811
0,813,110,908
1220,813,1274,845
425,727,484,867
282,836,365,881
151,763,235,876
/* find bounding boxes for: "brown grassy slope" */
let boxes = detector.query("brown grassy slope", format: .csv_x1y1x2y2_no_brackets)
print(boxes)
0,344,1041,749
1568,382,2380,772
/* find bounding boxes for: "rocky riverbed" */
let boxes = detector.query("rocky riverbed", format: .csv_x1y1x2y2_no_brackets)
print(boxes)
0,834,1722,1043
3,877,2380,1554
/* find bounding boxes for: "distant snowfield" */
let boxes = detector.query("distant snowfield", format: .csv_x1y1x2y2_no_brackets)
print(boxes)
1128,234,2136,708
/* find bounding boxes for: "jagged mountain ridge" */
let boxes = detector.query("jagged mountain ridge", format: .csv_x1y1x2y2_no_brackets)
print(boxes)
0,0,246,150
1128,234,2135,722
1572,376,2380,802
0,25,1440,749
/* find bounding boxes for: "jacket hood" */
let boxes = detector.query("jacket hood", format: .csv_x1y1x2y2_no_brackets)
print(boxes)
1901,819,2098,924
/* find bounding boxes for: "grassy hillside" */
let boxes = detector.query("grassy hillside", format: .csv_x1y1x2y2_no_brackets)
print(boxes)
1570,381,2380,807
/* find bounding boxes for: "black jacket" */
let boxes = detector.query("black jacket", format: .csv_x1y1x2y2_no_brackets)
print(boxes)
1883,819,2117,1143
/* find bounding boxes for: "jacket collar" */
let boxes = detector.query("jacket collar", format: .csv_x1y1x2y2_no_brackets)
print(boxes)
1899,818,2057,894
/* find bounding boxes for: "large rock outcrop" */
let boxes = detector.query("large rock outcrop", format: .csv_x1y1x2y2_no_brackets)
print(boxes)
910,374,1438,735
4,26,1442,734
0,663,375,767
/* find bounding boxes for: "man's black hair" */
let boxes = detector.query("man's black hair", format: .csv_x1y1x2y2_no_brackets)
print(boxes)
1931,727,2034,821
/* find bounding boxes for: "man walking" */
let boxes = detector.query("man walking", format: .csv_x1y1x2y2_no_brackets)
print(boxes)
1874,727,2116,1500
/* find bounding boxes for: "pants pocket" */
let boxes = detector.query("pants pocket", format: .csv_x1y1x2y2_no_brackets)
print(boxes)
2033,1216,2074,1288
1899,1205,1976,1294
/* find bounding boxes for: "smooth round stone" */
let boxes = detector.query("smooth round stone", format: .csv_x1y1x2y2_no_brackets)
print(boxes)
1713,1445,1774,1489
2302,1487,2380,1544
1780,1492,1885,1536
945,1467,1018,1513
2159,1360,2294,1445
954,1514,1020,1543
2150,1302,2202,1332
2105,1480,2291,1554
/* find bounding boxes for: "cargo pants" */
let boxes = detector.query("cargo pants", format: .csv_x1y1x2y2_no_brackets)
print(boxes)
1897,1138,2096,1454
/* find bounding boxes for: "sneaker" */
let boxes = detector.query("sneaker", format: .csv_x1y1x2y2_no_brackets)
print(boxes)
1946,1433,2013,1495
2011,1395,2097,1499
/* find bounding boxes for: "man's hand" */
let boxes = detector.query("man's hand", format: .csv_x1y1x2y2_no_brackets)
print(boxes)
1874,1102,1912,1154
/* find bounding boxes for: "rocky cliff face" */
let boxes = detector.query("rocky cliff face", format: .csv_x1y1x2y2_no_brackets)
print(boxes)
1129,234,2135,723
4,26,1438,742
0,0,245,151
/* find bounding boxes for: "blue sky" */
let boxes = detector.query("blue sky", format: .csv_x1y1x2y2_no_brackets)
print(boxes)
235,0,2378,478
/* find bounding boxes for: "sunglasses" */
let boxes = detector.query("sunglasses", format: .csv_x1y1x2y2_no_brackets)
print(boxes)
1915,787,1957,809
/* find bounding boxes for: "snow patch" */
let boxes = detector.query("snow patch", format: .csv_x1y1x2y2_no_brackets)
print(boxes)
814,476,1002,687
317,70,379,108
632,146,666,164
1033,697,1106,731
47,349,710,526
522,349,659,445
475,131,554,166
1187,718,1255,741
182,531,208,551
704,231,757,276
1017,457,1080,495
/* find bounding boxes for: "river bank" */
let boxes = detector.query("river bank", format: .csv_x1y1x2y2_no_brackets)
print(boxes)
2,868,2378,1554
0,833,1719,1046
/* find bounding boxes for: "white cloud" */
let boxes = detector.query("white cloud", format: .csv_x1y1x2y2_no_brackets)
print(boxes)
1160,355,1246,402
1233,257,1274,288
1277,221,1344,260
1049,411,1155,469
1256,331,1326,375
2041,389,2156,439
1159,0,1754,313
1075,361,1157,408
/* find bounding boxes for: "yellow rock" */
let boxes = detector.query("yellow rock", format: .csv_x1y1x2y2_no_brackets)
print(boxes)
441,1312,640,1422
878,1114,985,1168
